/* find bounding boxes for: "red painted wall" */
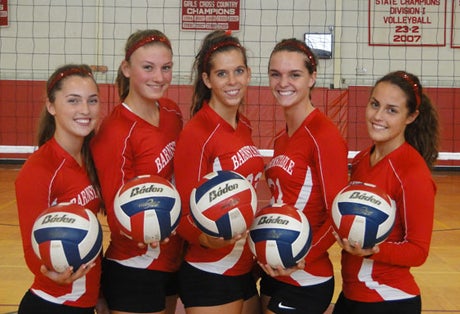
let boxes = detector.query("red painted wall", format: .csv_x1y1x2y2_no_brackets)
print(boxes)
1,80,458,166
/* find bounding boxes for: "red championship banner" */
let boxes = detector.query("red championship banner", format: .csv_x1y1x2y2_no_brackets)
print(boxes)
451,0,460,47
369,0,446,46
181,0,240,31
0,0,8,27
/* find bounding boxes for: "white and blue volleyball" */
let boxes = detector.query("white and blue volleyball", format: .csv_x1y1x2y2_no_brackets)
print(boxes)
190,170,257,240
248,203,312,269
31,203,102,273
332,181,396,249
113,175,181,243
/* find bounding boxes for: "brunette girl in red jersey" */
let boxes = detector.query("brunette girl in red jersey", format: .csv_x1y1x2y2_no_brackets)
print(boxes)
332,71,439,314
15,64,106,314
173,30,264,314
258,38,349,314
91,30,183,314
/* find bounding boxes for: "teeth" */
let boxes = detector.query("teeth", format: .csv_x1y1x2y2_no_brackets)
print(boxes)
75,118,90,124
279,90,294,96
372,123,386,130
226,89,239,96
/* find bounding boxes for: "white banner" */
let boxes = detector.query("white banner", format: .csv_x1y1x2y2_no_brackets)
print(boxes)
368,0,446,46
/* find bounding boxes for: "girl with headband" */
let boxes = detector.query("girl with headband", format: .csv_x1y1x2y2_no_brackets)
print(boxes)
15,64,106,313
258,38,349,313
173,30,264,314
332,71,439,314
91,29,183,314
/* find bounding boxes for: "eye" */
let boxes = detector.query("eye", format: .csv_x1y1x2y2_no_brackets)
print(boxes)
216,70,227,78
88,97,99,105
269,72,280,78
235,67,245,75
369,100,379,108
67,97,80,105
162,65,172,72
143,65,153,71
387,107,398,114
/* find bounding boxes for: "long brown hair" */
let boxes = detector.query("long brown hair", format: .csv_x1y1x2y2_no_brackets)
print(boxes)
374,71,439,168
38,64,103,211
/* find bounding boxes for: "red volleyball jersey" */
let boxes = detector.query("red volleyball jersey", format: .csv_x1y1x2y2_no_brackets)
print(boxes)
174,103,264,276
91,100,183,271
265,108,349,286
341,142,436,302
15,137,101,308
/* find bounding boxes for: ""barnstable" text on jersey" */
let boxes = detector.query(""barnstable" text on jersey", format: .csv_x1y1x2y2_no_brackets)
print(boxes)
267,155,295,175
232,146,261,170
155,141,176,173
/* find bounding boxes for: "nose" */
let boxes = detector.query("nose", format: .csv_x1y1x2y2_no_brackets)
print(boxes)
80,101,91,114
227,72,237,85
279,74,289,87
372,107,385,120
151,68,163,82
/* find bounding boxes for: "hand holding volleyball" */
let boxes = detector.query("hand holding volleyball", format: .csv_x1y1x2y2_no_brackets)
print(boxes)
332,181,396,249
31,202,103,273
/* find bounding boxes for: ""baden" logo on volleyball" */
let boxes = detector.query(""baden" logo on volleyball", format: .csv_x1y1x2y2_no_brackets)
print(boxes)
209,183,238,202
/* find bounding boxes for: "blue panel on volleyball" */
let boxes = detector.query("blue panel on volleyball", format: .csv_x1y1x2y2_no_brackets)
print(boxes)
33,227,87,244
250,228,300,243
214,213,232,239
338,202,389,224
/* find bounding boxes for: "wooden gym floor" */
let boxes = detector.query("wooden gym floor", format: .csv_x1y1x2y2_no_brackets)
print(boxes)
1,163,459,313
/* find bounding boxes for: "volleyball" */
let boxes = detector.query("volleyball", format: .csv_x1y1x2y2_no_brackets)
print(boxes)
189,170,257,240
31,203,103,273
332,181,396,249
248,203,312,269
113,174,181,243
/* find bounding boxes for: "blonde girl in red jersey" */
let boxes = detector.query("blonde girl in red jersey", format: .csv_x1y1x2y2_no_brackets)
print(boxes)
173,30,264,314
91,30,183,314
258,39,349,313
15,64,107,314
332,71,439,314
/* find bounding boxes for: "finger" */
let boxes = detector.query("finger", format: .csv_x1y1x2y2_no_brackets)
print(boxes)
149,241,160,249
297,260,305,269
40,264,49,274
266,265,278,277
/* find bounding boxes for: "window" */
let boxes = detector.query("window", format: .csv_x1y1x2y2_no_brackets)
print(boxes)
304,33,333,59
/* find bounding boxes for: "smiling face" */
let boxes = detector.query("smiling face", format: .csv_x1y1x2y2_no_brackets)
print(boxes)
202,48,251,114
122,43,173,103
268,50,316,109
47,75,100,147
366,81,418,153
